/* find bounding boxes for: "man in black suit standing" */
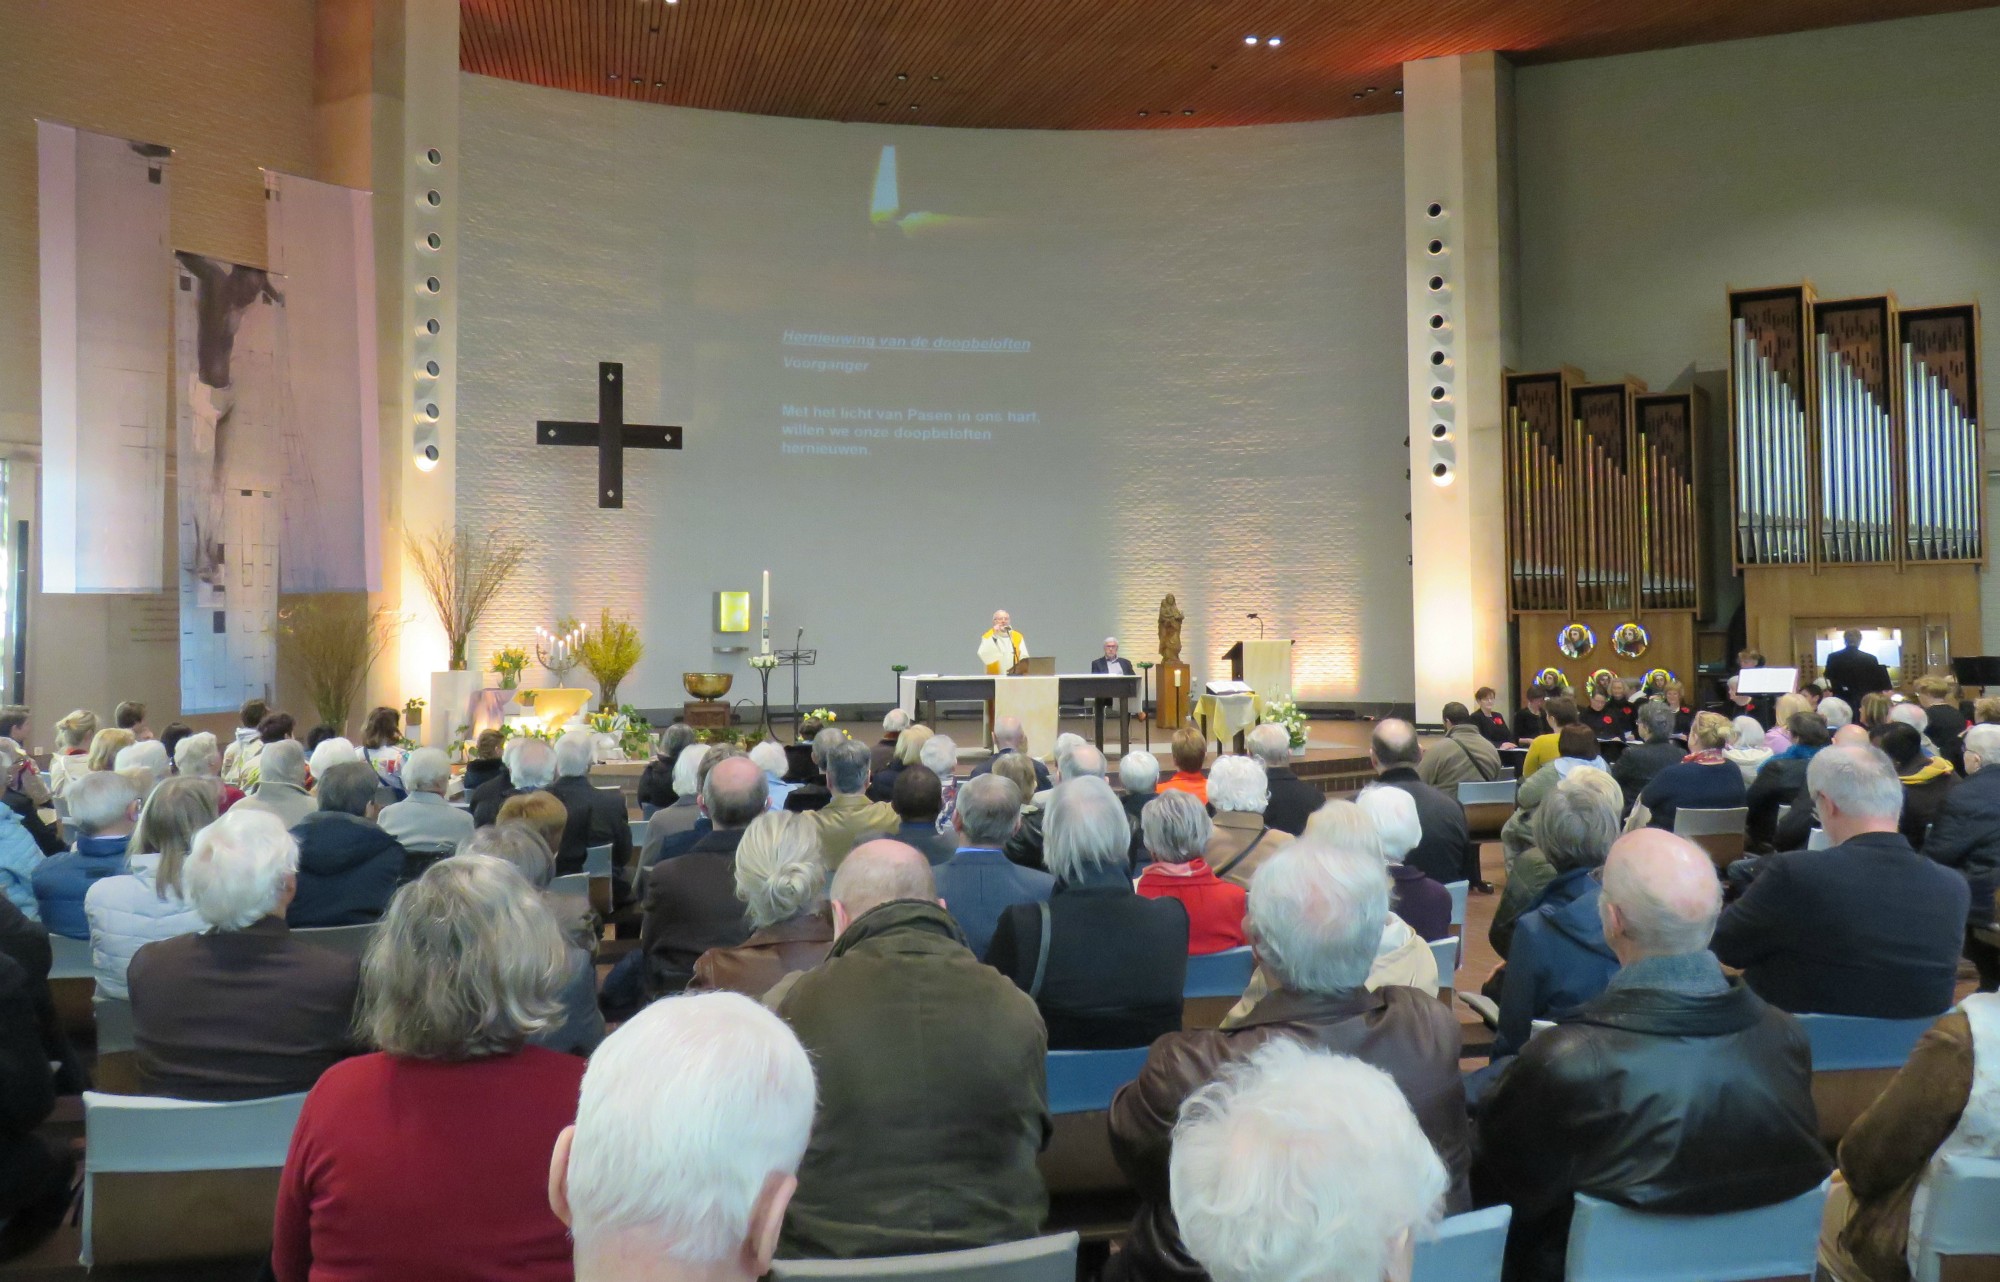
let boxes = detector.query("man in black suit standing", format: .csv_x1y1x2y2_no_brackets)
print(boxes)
1821,629,1894,708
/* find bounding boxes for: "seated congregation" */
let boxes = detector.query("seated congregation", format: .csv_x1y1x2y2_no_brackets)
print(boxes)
0,690,1994,1282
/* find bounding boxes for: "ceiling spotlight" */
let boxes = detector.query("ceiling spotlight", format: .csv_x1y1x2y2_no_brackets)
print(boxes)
1266,36,1282,46
1394,88,1404,96
1182,108,1195,115
1244,34,1258,44
930,73,943,81
895,72,908,81
1364,86,1378,94
608,72,619,80
908,104,919,111
1138,110,1149,117
1353,90,1365,99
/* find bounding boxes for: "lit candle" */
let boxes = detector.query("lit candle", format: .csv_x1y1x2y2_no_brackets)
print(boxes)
761,569,771,654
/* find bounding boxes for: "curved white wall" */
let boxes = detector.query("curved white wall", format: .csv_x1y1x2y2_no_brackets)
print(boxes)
456,73,1409,707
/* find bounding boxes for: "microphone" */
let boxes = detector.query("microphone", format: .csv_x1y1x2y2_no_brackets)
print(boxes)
1247,612,1265,639
796,627,805,646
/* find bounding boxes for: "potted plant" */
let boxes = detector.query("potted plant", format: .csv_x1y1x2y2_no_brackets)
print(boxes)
278,595,401,734
490,645,529,690
1260,696,1309,755
577,607,644,708
404,697,425,731
406,524,529,672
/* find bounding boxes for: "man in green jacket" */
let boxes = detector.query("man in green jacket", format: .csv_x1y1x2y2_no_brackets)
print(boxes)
775,840,1051,1259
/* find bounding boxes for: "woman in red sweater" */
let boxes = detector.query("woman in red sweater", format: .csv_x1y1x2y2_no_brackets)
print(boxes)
1134,790,1246,953
273,855,584,1282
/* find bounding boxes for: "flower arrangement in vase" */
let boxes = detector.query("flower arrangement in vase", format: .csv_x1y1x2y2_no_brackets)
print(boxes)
490,646,529,690
1260,696,1308,750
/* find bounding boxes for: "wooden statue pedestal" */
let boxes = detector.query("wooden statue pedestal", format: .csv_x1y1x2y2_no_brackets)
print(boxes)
682,700,731,731
1156,662,1191,730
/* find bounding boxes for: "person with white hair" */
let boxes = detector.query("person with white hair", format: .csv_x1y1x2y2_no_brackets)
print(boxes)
1356,784,1452,942
1205,754,1293,888
1724,713,1773,784
872,707,913,774
83,776,216,999
691,809,834,998
1245,722,1322,835
1219,800,1440,1021
548,731,635,879
271,855,583,1281
376,746,476,854
32,769,143,938
1818,695,1856,730
919,732,961,832
306,736,360,783
1172,1042,1447,1282
1922,720,2000,989
1886,699,1941,757
234,738,316,829
126,806,360,1101
748,739,799,810
968,716,1052,792
986,777,1188,1048
472,736,560,827
1135,790,1243,954
1715,744,1969,1017
551,992,817,1282
1477,829,1830,1282
1002,740,1124,870
935,773,1052,958
1109,837,1471,1282
774,839,1050,1259
1118,748,1161,827
113,739,171,793
173,730,245,813
645,741,714,856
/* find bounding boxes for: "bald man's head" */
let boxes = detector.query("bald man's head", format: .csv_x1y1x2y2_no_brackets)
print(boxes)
829,840,938,933
1831,723,1871,750
1599,829,1722,963
702,754,771,829
1369,718,1421,770
992,717,1027,752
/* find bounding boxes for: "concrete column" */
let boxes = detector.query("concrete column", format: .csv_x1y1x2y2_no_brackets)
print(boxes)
1402,52,1517,723
310,0,459,717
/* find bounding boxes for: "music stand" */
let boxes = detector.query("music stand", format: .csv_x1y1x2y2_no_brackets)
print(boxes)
777,647,817,730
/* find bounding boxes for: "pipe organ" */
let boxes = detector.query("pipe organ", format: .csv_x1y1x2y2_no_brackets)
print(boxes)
1729,284,1983,570
1902,305,1982,562
1504,369,1704,701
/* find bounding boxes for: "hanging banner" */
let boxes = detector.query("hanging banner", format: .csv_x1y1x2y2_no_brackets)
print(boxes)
37,121,172,593
175,252,283,714
265,171,382,593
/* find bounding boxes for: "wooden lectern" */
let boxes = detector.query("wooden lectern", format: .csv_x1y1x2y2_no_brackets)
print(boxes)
1224,639,1296,704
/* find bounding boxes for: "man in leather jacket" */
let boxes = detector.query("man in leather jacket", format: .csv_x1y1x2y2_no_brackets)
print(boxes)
1473,829,1829,1282
1107,838,1470,1282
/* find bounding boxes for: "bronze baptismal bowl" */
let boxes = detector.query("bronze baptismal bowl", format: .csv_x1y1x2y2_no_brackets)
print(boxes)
682,672,733,701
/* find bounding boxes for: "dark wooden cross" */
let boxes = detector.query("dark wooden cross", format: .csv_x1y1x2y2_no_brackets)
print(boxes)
535,362,682,509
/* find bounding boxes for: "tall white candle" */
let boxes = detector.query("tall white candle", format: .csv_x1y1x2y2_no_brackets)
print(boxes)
761,569,771,654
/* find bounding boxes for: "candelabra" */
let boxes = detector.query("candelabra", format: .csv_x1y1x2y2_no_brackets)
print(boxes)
534,620,587,686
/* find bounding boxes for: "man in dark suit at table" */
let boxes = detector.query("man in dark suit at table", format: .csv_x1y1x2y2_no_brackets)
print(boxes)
1090,637,1136,678
1089,637,1136,725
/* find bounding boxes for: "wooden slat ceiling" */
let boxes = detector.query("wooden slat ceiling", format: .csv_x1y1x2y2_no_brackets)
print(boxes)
461,0,1993,130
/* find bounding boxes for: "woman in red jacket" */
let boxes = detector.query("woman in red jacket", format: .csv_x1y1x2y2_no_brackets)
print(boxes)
1135,790,1246,953
272,855,584,1282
